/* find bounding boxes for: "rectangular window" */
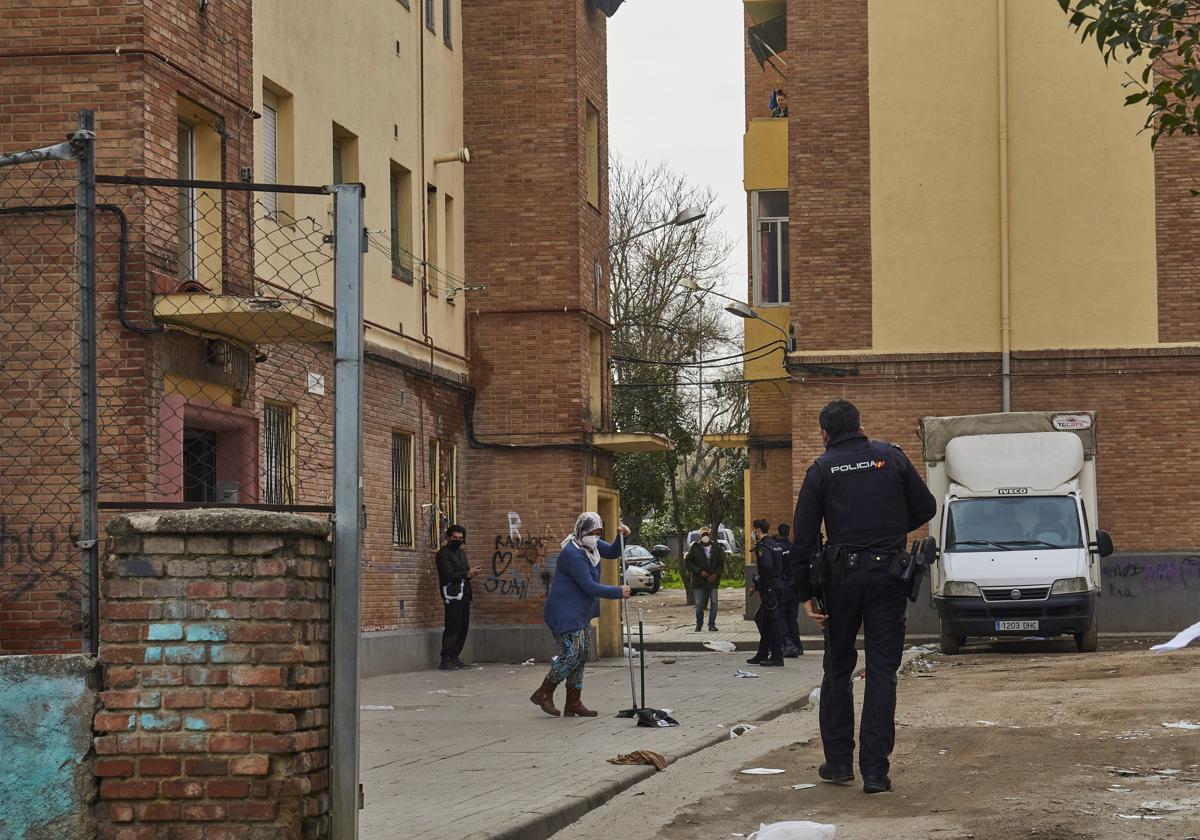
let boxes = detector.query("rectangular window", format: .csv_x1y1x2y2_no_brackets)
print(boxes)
442,0,452,46
425,0,435,32
585,102,600,209
176,121,196,279
443,193,457,283
332,140,344,186
262,402,296,506
753,190,790,305
262,90,279,218
425,185,439,287
430,439,457,542
588,328,603,428
392,432,415,547
390,164,414,281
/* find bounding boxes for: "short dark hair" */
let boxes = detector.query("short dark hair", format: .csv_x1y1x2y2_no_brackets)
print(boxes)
752,518,771,534
819,399,861,439
445,524,466,539
777,523,790,540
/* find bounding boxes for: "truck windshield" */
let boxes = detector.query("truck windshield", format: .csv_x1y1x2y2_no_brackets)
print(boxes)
946,496,1083,551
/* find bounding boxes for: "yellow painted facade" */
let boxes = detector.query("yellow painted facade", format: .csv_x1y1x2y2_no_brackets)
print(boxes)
865,0,1158,354
742,1,1162,359
743,307,791,381
743,118,787,193
253,0,467,374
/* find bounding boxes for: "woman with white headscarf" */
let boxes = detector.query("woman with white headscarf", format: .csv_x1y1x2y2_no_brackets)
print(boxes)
530,512,631,717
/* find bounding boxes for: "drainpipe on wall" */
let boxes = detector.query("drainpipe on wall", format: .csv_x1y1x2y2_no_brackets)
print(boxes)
997,0,1013,412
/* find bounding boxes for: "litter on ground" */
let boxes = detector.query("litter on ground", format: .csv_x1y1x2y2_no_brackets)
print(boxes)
729,724,757,739
521,658,535,665
704,640,737,653
747,821,837,840
1162,721,1200,730
790,783,817,790
1151,619,1200,652
735,669,760,679
741,768,786,775
360,704,394,711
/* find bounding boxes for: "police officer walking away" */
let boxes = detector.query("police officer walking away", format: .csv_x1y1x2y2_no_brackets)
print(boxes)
436,524,482,671
792,400,936,794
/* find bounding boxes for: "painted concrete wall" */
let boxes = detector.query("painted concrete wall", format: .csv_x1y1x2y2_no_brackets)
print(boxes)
253,0,467,372
0,655,97,840
905,553,1200,635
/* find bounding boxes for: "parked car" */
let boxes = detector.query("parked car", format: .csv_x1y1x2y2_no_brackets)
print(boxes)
685,526,740,555
622,544,668,594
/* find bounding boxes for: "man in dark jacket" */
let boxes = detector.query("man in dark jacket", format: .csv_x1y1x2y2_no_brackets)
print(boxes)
748,519,786,667
792,400,936,794
435,524,481,671
684,527,724,631
777,522,803,657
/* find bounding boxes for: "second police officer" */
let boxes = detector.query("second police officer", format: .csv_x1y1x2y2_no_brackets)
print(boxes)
791,400,936,794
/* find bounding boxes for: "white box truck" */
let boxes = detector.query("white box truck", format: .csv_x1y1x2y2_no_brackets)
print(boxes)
919,412,1114,655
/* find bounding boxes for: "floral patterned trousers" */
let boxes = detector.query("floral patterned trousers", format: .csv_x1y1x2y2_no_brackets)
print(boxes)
546,629,589,689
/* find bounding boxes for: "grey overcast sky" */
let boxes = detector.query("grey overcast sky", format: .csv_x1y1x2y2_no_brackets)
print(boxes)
607,0,748,302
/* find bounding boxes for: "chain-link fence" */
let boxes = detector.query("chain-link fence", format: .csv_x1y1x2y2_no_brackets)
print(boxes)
0,130,89,653
0,112,365,658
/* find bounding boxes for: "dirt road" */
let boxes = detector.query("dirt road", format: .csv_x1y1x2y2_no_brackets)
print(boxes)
555,645,1200,840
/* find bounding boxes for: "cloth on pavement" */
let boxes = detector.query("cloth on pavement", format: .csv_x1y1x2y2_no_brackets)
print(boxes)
1151,618,1200,652
607,749,668,771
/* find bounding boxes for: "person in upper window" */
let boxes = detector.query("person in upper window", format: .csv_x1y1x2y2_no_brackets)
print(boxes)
771,89,789,118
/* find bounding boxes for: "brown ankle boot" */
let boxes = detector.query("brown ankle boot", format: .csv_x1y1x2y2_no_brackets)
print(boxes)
563,686,597,717
529,678,561,717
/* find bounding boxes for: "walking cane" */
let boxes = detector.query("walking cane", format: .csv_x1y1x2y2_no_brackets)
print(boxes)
616,531,640,718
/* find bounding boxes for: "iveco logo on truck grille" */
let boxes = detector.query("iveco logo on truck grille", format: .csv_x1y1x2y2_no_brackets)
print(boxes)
998,487,1029,495
831,460,886,474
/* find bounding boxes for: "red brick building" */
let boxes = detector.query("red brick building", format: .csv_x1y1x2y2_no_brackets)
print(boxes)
739,0,1200,632
0,0,632,666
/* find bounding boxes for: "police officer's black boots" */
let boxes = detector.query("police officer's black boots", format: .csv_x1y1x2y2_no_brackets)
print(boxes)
863,775,892,794
438,656,455,671
818,763,854,784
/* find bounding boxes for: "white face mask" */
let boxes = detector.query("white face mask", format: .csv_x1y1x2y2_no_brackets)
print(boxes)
581,535,601,550
700,536,711,544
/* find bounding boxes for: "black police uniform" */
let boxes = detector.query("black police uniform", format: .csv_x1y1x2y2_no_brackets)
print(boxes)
777,539,803,655
750,535,785,664
791,431,936,782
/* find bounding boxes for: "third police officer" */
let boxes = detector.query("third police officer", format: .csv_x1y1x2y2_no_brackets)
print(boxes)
791,399,936,794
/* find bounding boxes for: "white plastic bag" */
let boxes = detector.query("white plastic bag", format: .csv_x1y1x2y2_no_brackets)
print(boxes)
748,822,836,840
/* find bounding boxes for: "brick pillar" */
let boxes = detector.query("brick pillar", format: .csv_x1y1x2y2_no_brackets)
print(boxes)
95,509,331,840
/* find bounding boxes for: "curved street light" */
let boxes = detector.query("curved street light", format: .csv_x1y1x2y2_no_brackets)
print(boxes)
725,300,795,353
594,206,708,306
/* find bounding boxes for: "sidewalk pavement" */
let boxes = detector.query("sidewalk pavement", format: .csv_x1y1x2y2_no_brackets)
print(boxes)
358,649,824,840
636,620,936,652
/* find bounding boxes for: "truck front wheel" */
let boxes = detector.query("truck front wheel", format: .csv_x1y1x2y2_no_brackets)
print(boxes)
1075,620,1098,653
939,625,963,656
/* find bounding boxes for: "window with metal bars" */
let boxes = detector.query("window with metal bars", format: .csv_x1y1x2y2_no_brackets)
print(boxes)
392,432,415,547
443,0,452,46
262,403,296,506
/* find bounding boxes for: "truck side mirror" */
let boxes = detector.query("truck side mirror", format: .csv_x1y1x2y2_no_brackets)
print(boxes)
1091,530,1114,558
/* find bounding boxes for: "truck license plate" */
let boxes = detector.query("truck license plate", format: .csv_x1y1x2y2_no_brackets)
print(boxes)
996,620,1039,632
